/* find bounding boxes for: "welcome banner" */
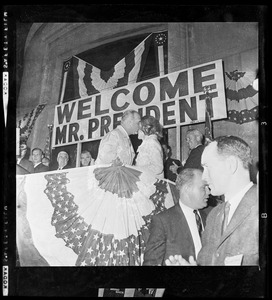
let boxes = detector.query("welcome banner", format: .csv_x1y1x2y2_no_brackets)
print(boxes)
52,60,227,147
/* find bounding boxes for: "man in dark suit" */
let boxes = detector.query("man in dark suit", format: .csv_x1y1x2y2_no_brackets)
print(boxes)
170,129,205,176
143,168,210,266
161,143,182,182
55,151,71,170
166,136,258,266
31,148,49,173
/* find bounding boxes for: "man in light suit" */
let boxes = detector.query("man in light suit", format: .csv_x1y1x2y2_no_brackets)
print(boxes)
95,110,141,165
166,135,258,266
143,168,210,266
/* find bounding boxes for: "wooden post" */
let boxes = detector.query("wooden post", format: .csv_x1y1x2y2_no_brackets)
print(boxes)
47,124,53,160
76,142,82,167
16,127,20,156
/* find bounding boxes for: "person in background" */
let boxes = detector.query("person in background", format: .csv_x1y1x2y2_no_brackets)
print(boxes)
170,129,205,175
31,148,49,173
165,136,258,266
95,110,141,165
161,143,182,182
135,115,164,178
42,157,50,167
80,150,95,167
54,151,71,170
17,139,34,174
143,168,210,266
169,128,219,208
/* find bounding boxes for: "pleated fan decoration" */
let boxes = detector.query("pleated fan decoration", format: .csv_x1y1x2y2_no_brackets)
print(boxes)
94,157,142,198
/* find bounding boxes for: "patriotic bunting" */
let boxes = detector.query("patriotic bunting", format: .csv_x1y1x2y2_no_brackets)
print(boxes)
225,70,258,124
60,31,168,103
17,165,175,266
61,33,154,102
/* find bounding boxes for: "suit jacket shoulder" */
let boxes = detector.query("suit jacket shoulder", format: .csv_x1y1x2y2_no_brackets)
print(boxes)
198,185,258,266
143,204,196,265
183,144,205,170
19,158,34,173
34,163,49,173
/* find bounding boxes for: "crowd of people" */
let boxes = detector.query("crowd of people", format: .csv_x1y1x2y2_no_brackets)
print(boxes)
16,109,259,266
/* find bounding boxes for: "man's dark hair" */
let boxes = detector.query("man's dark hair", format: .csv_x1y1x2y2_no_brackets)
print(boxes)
215,135,252,169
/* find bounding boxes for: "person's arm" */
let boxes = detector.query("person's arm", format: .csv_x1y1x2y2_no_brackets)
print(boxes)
143,215,166,266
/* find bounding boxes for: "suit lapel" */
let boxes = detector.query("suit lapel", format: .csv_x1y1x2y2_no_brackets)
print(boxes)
199,209,208,228
218,185,257,247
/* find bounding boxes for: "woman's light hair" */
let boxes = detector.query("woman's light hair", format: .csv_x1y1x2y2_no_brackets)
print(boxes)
140,115,163,139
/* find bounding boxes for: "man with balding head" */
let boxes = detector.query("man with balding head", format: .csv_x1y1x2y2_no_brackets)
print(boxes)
95,110,141,165
55,151,71,170
170,129,205,176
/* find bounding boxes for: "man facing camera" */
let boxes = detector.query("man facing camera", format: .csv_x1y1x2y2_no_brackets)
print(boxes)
31,148,49,173
143,168,210,266
80,150,95,167
55,151,71,170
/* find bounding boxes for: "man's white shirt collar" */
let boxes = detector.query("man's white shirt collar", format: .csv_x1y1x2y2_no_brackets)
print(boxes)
225,181,254,225
179,201,202,258
34,162,42,168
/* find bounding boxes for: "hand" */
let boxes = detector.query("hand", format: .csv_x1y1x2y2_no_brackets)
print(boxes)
169,161,179,174
165,255,197,266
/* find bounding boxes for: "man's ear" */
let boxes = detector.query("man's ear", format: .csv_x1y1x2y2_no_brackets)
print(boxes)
227,155,238,174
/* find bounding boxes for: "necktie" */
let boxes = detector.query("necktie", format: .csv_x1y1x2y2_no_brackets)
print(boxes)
222,201,231,234
193,210,203,237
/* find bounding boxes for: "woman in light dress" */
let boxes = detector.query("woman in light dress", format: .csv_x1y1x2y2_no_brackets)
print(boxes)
135,115,164,179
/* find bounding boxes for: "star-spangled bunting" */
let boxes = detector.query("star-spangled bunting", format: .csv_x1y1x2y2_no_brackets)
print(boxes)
44,173,169,266
225,69,258,124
